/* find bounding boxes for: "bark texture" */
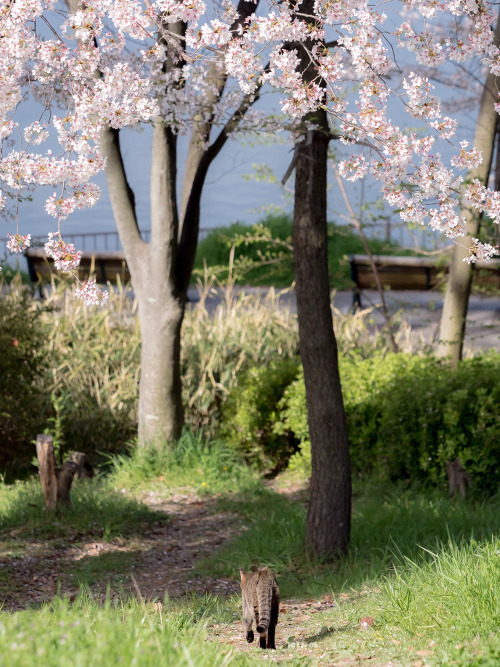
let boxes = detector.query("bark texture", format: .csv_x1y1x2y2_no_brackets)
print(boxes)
293,120,351,558
437,18,500,365
36,435,79,511
36,434,58,511
290,3,351,555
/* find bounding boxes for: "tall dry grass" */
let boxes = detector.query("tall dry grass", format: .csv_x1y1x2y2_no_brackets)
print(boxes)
1,273,418,461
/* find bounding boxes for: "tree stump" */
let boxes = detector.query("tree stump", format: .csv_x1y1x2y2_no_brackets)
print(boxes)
36,435,84,510
36,434,58,511
68,451,94,479
446,457,472,499
56,462,77,508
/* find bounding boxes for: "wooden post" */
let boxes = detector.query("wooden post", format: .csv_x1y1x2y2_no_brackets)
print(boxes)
68,451,94,479
36,434,58,511
56,462,77,508
36,436,83,510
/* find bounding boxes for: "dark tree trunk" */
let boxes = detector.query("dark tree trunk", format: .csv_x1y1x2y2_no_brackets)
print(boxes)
293,115,351,558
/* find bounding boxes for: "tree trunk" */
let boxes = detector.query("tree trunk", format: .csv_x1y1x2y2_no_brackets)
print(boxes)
136,293,184,445
136,119,184,445
68,0,264,448
437,17,500,365
293,120,352,558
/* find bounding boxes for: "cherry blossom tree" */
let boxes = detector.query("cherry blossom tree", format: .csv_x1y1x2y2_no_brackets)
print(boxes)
4,0,500,553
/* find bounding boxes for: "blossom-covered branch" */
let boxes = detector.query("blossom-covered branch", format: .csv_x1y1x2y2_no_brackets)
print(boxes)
2,0,500,298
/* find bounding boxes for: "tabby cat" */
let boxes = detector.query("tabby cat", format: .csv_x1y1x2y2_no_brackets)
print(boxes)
240,566,280,649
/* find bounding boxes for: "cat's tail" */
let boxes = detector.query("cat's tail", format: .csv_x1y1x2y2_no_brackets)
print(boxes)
256,582,272,634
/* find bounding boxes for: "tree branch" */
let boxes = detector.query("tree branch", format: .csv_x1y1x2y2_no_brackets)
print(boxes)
100,127,144,261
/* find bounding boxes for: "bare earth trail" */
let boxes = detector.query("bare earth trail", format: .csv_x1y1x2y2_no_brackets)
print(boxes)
0,489,246,612
1,484,401,666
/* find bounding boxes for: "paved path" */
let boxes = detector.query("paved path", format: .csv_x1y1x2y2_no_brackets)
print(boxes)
187,286,500,353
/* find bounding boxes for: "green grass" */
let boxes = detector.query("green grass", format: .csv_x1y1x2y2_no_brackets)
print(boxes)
0,591,314,666
0,595,244,667
202,480,500,594
107,430,259,496
192,478,500,664
0,477,166,541
193,214,409,289
4,444,500,664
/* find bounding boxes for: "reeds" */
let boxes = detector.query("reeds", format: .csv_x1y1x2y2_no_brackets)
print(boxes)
1,273,417,456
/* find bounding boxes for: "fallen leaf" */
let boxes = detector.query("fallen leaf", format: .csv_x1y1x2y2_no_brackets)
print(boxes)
280,607,287,614
415,649,434,657
359,616,374,630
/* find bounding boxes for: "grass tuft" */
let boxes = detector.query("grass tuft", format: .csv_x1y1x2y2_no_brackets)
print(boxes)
107,430,258,495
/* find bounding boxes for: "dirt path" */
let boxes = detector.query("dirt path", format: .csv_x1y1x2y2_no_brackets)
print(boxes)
0,490,242,611
1,486,401,665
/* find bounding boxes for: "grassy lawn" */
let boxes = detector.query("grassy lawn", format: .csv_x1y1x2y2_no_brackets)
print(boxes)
2,277,499,665
2,452,500,665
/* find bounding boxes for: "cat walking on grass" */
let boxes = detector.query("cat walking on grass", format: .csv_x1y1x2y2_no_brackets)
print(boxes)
240,566,280,649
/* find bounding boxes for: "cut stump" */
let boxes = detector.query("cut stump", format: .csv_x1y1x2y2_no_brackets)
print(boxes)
36,435,87,510
36,434,58,511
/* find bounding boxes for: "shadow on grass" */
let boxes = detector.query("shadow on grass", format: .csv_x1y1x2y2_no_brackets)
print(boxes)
0,478,168,541
69,550,138,587
199,482,500,600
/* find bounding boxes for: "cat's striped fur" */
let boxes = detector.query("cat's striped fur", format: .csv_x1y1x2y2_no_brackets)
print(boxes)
240,566,280,649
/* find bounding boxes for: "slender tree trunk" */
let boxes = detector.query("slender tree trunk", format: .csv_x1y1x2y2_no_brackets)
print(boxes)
136,294,184,444
101,119,185,445
437,17,500,365
293,119,351,558
135,119,184,445
287,0,351,558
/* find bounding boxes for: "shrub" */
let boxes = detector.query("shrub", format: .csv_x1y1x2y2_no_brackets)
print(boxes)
221,357,301,472
40,284,140,460
278,352,500,491
193,215,295,287
193,213,407,289
0,284,50,478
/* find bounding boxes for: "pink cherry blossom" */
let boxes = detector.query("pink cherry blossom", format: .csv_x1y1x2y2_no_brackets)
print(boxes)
44,232,83,272
6,233,31,253
1,0,500,271
75,278,109,306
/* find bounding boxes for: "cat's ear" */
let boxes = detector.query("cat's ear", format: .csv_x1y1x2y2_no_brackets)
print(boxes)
240,569,247,582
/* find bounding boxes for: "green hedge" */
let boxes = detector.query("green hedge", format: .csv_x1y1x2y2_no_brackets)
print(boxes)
0,290,50,478
193,214,406,289
221,357,301,471
277,353,500,491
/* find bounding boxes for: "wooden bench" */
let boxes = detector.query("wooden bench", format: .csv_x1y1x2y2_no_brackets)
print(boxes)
349,254,500,307
24,247,130,290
